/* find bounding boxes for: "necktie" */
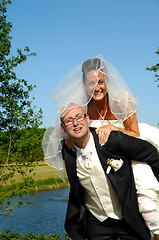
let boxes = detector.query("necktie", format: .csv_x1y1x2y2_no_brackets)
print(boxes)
81,150,92,168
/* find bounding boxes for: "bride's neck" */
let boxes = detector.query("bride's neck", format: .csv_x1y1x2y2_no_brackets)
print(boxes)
93,96,108,110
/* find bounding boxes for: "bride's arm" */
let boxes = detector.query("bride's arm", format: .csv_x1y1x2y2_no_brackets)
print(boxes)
65,137,76,151
121,113,140,137
96,113,140,145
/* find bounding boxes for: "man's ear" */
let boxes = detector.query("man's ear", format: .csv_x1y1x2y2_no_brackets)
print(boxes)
86,114,90,125
60,123,66,133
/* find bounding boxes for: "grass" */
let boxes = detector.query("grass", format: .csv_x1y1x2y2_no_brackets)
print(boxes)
26,162,60,181
3,161,59,182
1,161,70,195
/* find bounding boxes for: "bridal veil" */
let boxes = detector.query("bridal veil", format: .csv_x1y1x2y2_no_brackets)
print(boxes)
42,55,138,180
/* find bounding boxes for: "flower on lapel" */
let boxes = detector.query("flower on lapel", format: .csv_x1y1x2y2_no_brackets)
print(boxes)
106,158,124,174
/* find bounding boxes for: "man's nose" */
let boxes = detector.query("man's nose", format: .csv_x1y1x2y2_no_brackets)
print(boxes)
73,118,78,125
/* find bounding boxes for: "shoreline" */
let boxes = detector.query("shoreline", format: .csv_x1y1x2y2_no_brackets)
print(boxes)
34,182,70,192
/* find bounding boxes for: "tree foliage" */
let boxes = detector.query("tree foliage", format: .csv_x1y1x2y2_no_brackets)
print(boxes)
0,0,43,224
0,0,43,131
0,127,45,164
146,47,159,87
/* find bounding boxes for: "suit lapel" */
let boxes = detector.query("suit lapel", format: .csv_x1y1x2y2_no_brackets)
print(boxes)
90,128,130,201
91,129,110,172
62,142,83,202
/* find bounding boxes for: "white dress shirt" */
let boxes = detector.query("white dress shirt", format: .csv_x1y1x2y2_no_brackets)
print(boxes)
76,133,122,222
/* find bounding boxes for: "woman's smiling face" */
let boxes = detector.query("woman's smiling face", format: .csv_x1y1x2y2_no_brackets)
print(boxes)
84,70,107,101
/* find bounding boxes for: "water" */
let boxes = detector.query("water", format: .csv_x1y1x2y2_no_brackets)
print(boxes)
0,188,70,239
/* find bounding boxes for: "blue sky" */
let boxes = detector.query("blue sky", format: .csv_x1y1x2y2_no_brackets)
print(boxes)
7,0,159,128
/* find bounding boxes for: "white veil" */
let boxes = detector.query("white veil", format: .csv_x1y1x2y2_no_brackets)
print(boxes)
42,55,138,180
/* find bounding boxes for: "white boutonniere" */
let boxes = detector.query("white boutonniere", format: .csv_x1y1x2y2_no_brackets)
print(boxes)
106,158,124,174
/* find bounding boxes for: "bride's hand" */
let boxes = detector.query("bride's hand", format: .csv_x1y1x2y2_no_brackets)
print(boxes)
65,137,76,151
95,124,117,146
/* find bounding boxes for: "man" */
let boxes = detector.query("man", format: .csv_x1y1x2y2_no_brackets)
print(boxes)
60,104,159,240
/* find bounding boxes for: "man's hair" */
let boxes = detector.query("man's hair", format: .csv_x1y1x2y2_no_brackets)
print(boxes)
60,103,85,123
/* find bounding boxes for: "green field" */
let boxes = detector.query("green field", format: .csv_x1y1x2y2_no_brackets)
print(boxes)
23,162,60,181
1,162,70,195
3,162,60,181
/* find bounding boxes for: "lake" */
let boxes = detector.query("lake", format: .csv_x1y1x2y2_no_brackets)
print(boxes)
0,188,70,239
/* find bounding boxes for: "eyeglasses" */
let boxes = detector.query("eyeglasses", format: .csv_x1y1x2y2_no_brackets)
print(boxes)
62,114,87,127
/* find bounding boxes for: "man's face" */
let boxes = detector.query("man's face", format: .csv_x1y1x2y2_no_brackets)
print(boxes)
60,106,90,144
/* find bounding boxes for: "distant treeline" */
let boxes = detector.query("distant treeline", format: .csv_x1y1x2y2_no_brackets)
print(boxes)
0,127,49,164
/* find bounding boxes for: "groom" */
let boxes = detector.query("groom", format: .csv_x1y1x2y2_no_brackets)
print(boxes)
60,104,159,240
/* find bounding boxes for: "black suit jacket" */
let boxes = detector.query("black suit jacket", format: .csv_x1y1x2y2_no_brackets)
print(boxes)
62,128,159,240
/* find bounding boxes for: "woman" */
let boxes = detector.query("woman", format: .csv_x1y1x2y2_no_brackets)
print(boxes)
81,56,159,239
42,55,159,238
82,57,140,145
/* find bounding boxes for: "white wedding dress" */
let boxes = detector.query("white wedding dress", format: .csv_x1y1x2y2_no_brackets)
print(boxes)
90,119,159,234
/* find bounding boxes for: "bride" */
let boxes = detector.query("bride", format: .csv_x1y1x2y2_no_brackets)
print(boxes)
42,55,159,238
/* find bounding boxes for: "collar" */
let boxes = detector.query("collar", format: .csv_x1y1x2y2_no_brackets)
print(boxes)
76,132,94,157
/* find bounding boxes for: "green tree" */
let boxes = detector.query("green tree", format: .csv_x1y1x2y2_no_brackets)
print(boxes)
0,0,43,224
146,47,159,87
0,127,45,164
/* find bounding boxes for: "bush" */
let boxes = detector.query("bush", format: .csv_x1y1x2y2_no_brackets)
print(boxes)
0,230,72,239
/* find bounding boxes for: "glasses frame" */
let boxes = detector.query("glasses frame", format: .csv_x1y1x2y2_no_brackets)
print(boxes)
62,114,87,127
